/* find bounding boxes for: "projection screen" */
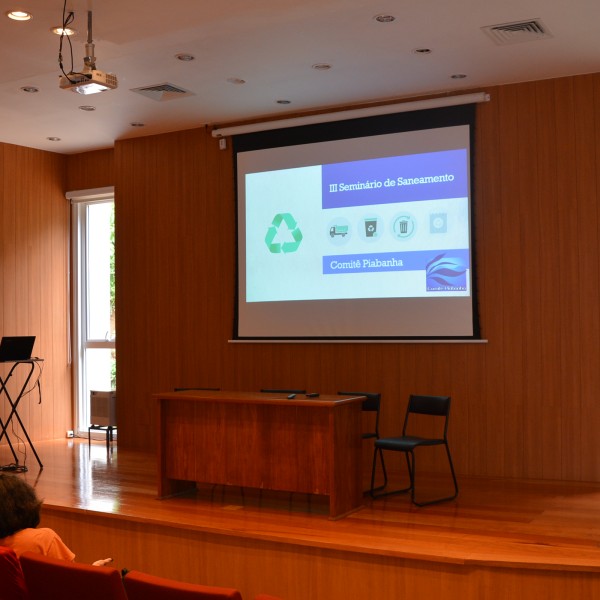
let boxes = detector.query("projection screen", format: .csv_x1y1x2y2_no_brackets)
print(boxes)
233,104,480,341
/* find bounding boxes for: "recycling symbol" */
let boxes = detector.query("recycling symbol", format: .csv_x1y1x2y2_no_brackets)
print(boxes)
264,213,303,254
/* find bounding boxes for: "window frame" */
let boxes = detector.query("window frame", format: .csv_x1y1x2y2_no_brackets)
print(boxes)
67,187,115,435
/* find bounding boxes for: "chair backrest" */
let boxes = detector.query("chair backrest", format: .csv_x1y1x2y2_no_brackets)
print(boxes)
123,570,243,600
174,387,220,392
260,388,306,395
338,391,382,438
338,391,381,413
404,395,451,438
0,545,29,600
19,551,127,600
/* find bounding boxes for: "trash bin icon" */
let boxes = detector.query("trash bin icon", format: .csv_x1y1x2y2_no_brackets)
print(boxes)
392,214,415,239
365,218,378,238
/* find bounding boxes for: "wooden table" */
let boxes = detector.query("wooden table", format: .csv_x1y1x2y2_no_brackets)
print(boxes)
156,390,364,519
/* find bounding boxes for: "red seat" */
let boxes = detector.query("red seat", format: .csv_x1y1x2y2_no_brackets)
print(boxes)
123,570,243,600
19,551,127,600
0,545,28,600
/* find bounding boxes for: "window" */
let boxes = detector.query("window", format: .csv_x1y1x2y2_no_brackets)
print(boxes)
69,188,115,435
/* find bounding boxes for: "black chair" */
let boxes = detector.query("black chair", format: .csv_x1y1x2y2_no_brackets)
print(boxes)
371,394,458,507
338,391,387,492
260,388,306,395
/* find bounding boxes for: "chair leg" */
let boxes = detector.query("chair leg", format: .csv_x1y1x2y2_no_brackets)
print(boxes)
445,442,459,498
370,447,388,493
379,448,388,488
371,446,458,506
370,448,412,499
407,451,417,505
369,446,378,497
411,444,459,507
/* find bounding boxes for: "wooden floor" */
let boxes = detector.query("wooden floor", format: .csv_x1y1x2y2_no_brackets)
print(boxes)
4,439,600,599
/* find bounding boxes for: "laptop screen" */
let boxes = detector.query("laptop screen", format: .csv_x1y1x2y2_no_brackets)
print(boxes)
0,336,36,362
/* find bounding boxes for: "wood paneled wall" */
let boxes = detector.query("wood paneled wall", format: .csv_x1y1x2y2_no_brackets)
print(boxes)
65,149,114,192
114,128,232,446
113,73,600,483
0,143,70,441
5,72,600,483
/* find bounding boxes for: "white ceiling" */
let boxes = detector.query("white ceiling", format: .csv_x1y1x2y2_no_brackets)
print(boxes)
1,0,599,154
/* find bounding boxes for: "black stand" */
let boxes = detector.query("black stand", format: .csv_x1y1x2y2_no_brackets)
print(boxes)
0,359,44,469
88,424,117,451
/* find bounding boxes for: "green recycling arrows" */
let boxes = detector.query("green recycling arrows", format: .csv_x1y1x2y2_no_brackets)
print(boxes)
264,213,303,254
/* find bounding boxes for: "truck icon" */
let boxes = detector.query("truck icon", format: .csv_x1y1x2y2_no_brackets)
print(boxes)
330,224,349,238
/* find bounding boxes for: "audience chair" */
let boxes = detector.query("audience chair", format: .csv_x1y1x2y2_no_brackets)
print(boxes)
260,388,306,395
123,570,243,599
371,394,458,507
338,390,387,492
19,551,128,600
0,546,28,600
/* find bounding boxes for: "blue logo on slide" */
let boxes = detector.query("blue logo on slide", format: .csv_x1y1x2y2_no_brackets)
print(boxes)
264,213,303,254
426,253,467,292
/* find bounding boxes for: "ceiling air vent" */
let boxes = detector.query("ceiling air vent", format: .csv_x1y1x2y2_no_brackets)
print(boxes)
482,19,553,45
130,83,194,101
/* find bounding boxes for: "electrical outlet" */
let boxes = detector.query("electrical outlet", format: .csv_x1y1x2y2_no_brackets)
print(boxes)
66,430,74,438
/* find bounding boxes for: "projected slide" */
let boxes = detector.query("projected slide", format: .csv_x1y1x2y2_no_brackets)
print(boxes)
235,112,477,339
245,148,469,304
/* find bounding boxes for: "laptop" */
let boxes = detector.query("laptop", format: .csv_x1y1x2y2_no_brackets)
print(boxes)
0,336,36,362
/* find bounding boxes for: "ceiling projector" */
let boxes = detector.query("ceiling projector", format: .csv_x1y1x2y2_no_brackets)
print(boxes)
58,10,117,95
59,69,118,95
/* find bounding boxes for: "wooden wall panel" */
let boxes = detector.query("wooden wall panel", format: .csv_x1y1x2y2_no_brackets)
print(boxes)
532,79,561,481
111,72,600,484
469,93,498,477
553,77,583,481
0,143,70,446
65,148,114,191
572,75,600,482
114,128,228,449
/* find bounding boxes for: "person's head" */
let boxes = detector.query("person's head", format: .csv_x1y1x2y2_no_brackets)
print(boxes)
0,473,42,538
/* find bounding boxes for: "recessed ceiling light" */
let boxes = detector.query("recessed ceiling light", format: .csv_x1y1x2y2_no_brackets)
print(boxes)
47,137,61,142
6,10,32,21
312,63,332,71
413,48,432,55
374,14,395,23
175,53,195,61
21,86,39,93
51,26,76,36
276,99,291,105
451,73,467,79
130,122,145,127
226,77,246,85
78,105,96,111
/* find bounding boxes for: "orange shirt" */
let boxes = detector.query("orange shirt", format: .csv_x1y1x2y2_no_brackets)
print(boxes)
0,527,75,561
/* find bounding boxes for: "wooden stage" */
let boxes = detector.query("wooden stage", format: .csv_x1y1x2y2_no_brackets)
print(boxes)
4,439,600,599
